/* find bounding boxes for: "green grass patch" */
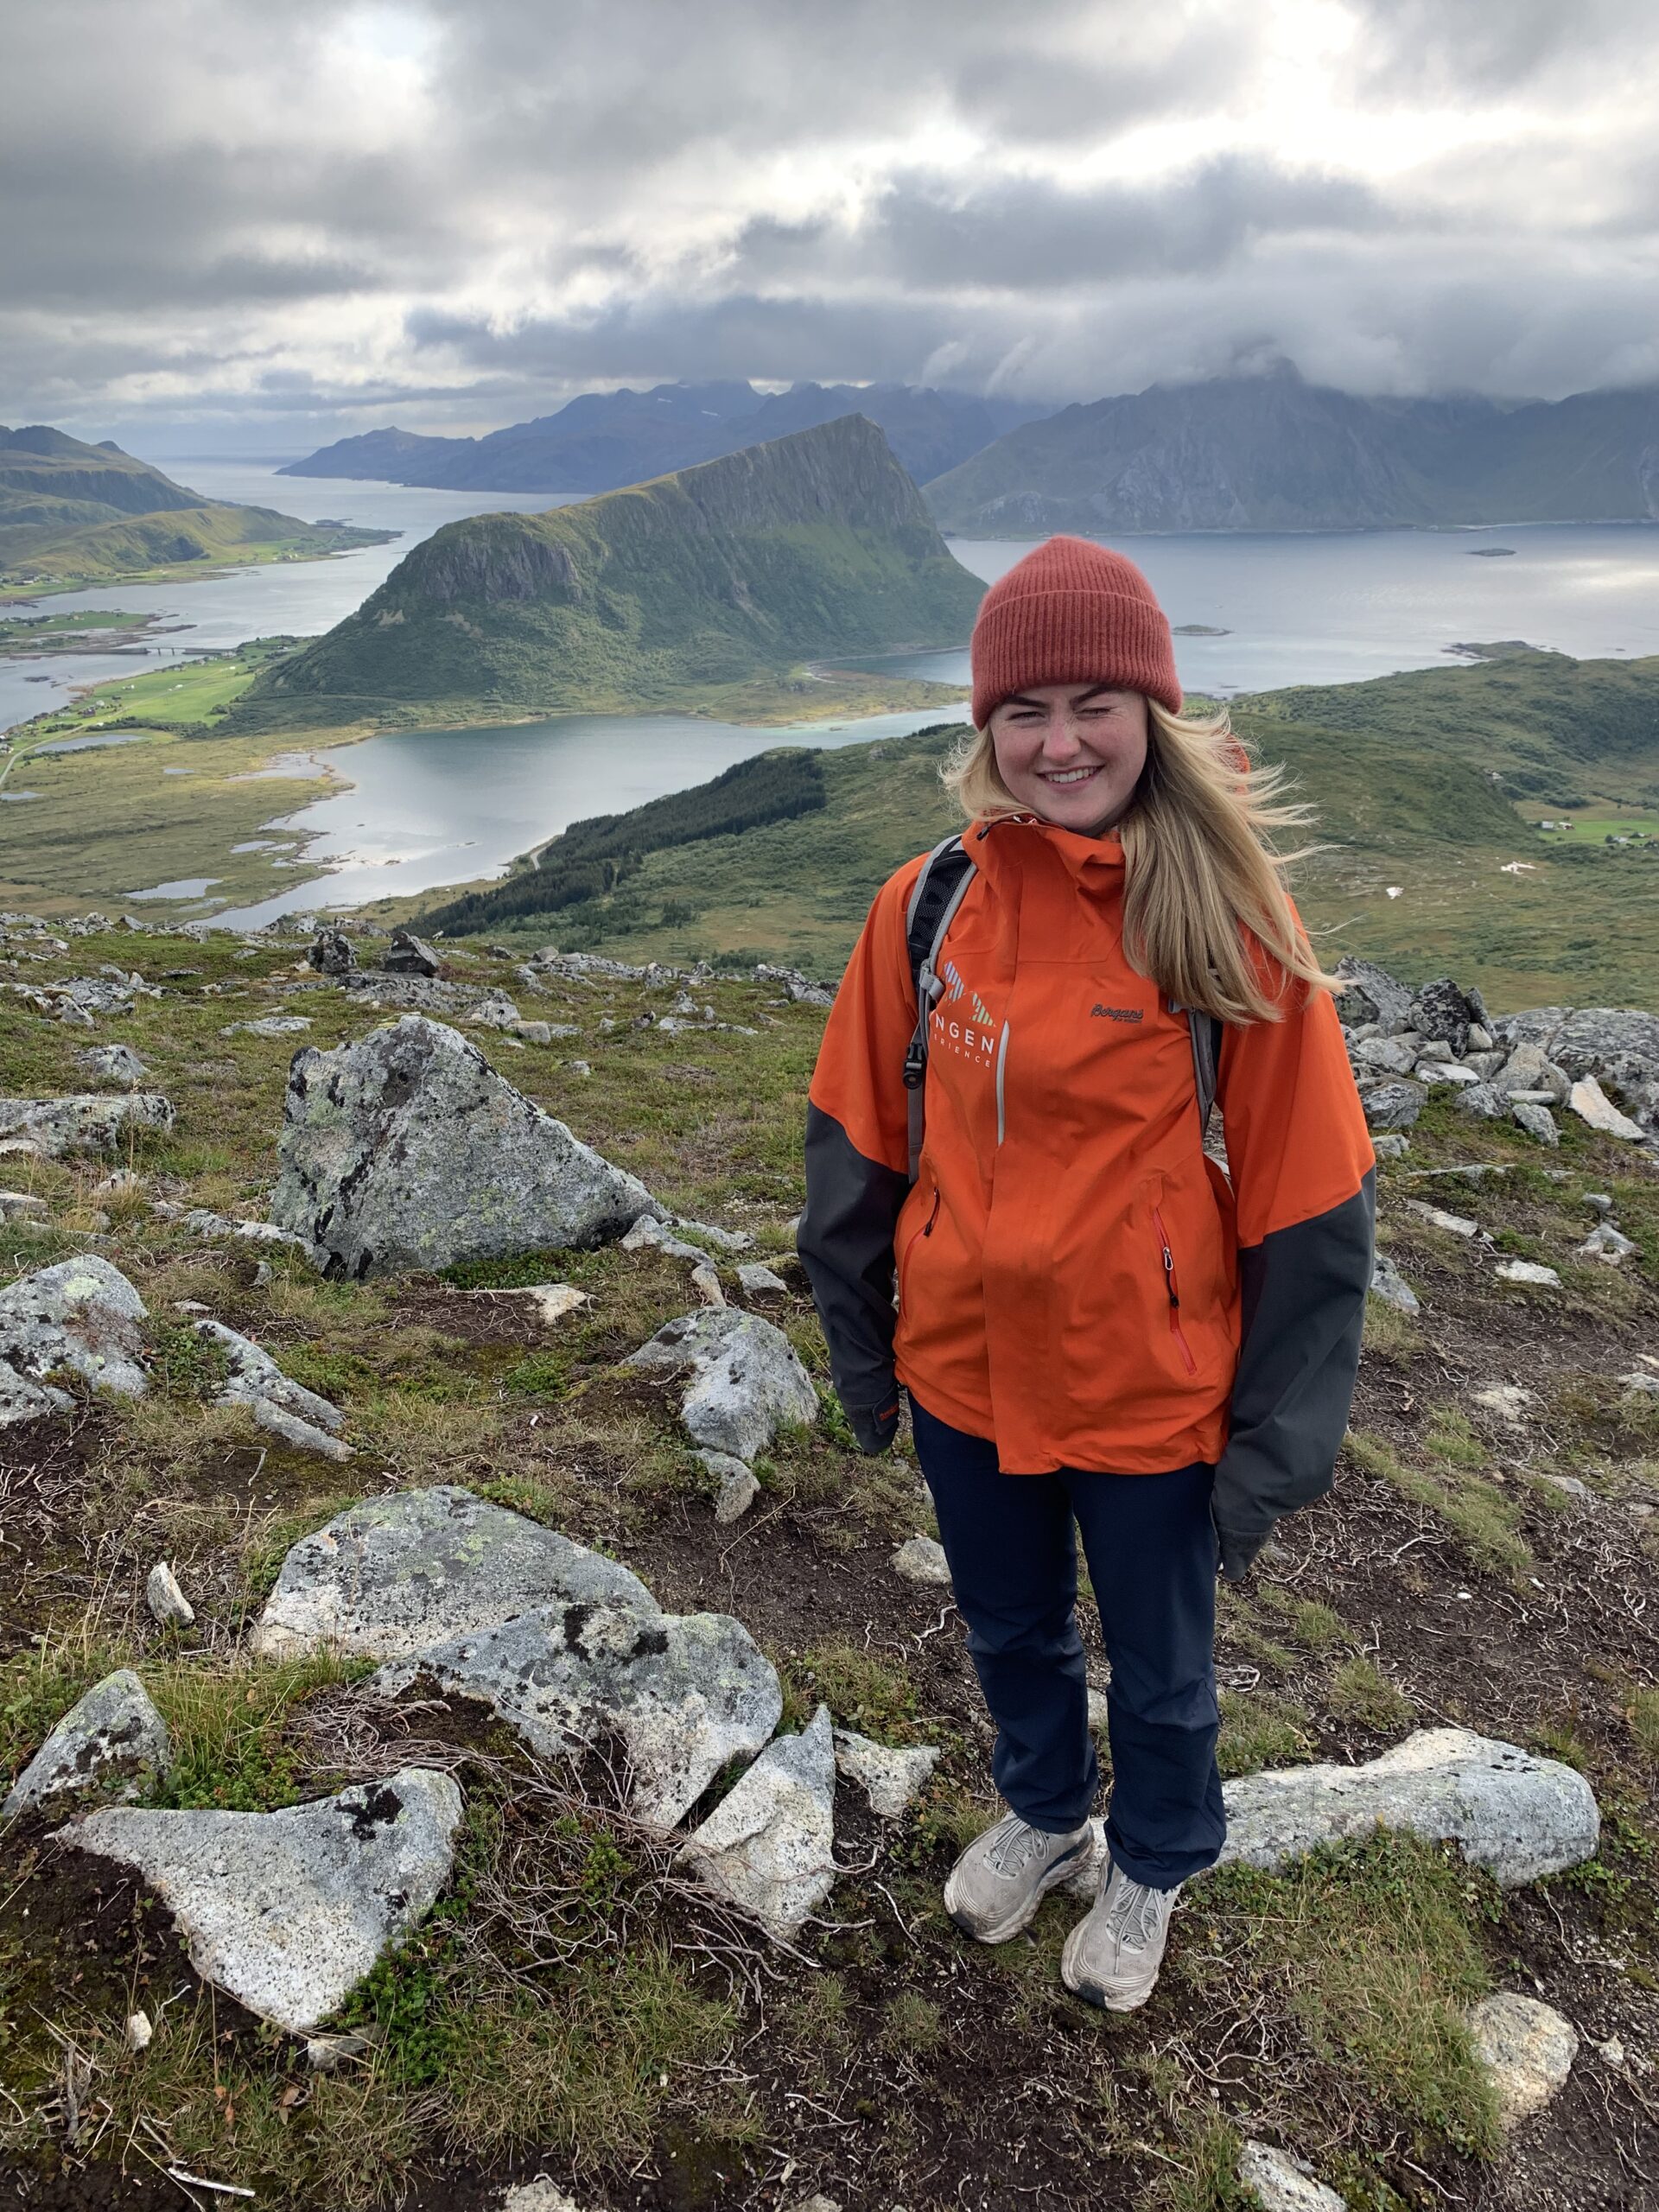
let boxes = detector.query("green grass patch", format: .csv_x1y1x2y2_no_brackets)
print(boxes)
783,1637,923,1745
1217,1690,1315,1777
1344,1431,1532,1578
1328,1656,1414,1732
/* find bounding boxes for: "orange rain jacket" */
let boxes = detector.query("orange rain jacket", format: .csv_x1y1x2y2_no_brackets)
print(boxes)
798,814,1376,1578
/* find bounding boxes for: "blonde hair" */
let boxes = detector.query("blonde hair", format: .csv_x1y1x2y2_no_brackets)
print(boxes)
942,699,1335,1025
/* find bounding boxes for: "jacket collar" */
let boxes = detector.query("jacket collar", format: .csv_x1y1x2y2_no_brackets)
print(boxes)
969,812,1126,883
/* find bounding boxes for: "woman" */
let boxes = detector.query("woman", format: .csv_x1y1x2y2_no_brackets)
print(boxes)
798,537,1374,2012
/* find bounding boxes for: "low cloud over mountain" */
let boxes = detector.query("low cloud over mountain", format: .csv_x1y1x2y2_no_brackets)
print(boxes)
10,0,1659,450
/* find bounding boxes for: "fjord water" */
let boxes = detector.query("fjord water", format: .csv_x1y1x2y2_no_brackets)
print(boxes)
10,463,1659,922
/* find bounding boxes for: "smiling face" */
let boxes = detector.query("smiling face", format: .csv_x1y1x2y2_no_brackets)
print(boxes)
987,683,1150,834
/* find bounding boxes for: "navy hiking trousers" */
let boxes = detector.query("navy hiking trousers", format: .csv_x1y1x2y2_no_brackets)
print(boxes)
911,1394,1227,1891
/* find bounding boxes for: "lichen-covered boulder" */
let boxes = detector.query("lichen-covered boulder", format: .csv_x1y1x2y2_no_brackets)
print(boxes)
681,1705,838,1936
1334,958,1413,1035
626,1308,817,1462
1358,1080,1427,1132
250,1485,656,1659
0,1254,149,1426
0,1093,173,1158
1469,1991,1579,2128
270,1015,658,1278
59,1768,463,2033
76,1043,149,1088
1407,979,1483,1058
833,1728,941,1818
1219,1727,1599,1887
373,1600,782,1827
3,1670,170,1820
194,1318,351,1459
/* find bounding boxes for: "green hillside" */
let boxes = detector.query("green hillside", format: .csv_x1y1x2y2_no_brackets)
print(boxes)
246,415,984,722
402,651,1659,1011
0,423,391,590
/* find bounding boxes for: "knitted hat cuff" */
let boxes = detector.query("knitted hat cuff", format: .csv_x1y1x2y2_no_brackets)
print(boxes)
969,537,1182,728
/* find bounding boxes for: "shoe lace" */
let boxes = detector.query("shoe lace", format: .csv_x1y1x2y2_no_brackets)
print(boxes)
984,1816,1050,1878
1101,1870,1169,1950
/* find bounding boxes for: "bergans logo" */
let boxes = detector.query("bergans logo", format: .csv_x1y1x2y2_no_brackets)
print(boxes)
1091,1005,1144,1022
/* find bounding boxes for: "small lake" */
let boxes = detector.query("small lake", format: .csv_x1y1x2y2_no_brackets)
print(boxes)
210,704,965,929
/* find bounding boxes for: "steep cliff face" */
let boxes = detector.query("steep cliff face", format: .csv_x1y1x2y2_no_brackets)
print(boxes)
924,367,1659,532
257,416,984,713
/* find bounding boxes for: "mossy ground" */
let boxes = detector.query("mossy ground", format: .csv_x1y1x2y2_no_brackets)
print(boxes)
1,925,1656,2209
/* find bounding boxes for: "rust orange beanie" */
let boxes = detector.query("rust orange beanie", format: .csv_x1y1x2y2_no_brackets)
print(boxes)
969,535,1182,729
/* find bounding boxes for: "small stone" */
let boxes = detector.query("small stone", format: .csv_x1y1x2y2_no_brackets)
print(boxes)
1419,1061,1480,1088
146,1561,194,1627
568,1059,592,1077
124,2011,152,2052
304,2031,371,2071
1369,1253,1420,1314
1511,1101,1559,1147
689,1262,726,1306
1567,1077,1645,1141
1584,1192,1614,1214
3,1669,172,1819
892,1535,951,1586
1467,1024,1494,1052
832,1728,941,1817
76,1043,149,1088
220,1014,313,1039
1087,1688,1111,1735
0,1093,174,1159
680,1705,838,1937
1237,2140,1348,2212
514,1020,552,1045
1404,1199,1479,1236
705,1452,761,1524
497,2184,586,2212
1370,1132,1409,1160
308,928,356,977
1541,1474,1591,1500
736,1262,789,1297
1352,1035,1420,1077
1471,1385,1536,1423
1495,1259,1561,1287
1470,1991,1579,2127
1578,1223,1637,1263
59,1768,464,2033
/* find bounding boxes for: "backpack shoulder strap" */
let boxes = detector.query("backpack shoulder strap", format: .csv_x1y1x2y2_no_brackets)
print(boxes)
1185,1007,1224,1135
901,836,976,1182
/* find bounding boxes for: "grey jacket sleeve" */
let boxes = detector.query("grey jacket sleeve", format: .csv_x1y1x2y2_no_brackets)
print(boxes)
1211,1170,1376,1579
798,1102,907,1452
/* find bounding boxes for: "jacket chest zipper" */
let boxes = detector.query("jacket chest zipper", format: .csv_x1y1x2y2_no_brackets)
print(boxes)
1152,1206,1198,1376
994,1020,1010,1147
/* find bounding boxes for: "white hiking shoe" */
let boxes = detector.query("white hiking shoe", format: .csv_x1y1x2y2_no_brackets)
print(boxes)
1060,1857,1180,2011
943,1811,1094,1944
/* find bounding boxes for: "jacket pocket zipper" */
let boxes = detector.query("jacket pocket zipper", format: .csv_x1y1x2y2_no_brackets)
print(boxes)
995,1020,1010,1146
1152,1205,1198,1376
899,1186,941,1306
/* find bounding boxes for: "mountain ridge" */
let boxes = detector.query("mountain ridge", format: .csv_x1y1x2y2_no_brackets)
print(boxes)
249,414,984,721
924,368,1659,532
278,380,1048,495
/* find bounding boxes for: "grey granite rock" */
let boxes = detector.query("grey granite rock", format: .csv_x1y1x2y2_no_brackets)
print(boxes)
308,928,356,976
696,1450,761,1523
1218,1727,1598,1887
1578,1222,1637,1263
832,1728,941,1817
1494,1042,1571,1104
76,1043,149,1088
270,1016,658,1279
193,1318,353,1459
1237,2141,1347,2212
146,1561,195,1627
60,1768,463,2033
1455,1082,1510,1122
1511,1101,1560,1147
681,1705,838,1936
1334,958,1413,1034
893,1535,952,1586
626,1308,817,1462
383,927,440,976
736,1262,789,1298
1470,1991,1579,2128
1369,1253,1420,1315
1407,979,1481,1058
251,1484,656,1659
0,1093,174,1158
1351,1034,1420,1077
374,1599,781,1827
3,1670,170,1820
165,1205,327,1269
221,1014,313,1039
0,1254,149,1426
1567,1077,1645,1141
1359,1080,1427,1131
1496,1259,1560,1287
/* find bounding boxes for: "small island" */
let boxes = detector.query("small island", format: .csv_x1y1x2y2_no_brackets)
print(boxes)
1172,623,1232,636
1466,546,1517,557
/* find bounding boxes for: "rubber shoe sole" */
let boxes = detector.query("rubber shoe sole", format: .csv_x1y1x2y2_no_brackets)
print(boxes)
943,1834,1090,1946
1059,1916,1160,2012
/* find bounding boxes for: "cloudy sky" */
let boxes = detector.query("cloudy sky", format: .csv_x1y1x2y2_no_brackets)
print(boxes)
9,0,1659,454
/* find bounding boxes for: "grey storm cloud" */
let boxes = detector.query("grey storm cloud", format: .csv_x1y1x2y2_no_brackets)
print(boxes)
4,0,1659,444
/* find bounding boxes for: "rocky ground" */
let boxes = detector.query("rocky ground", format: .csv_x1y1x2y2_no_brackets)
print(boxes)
1,912,1657,2212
